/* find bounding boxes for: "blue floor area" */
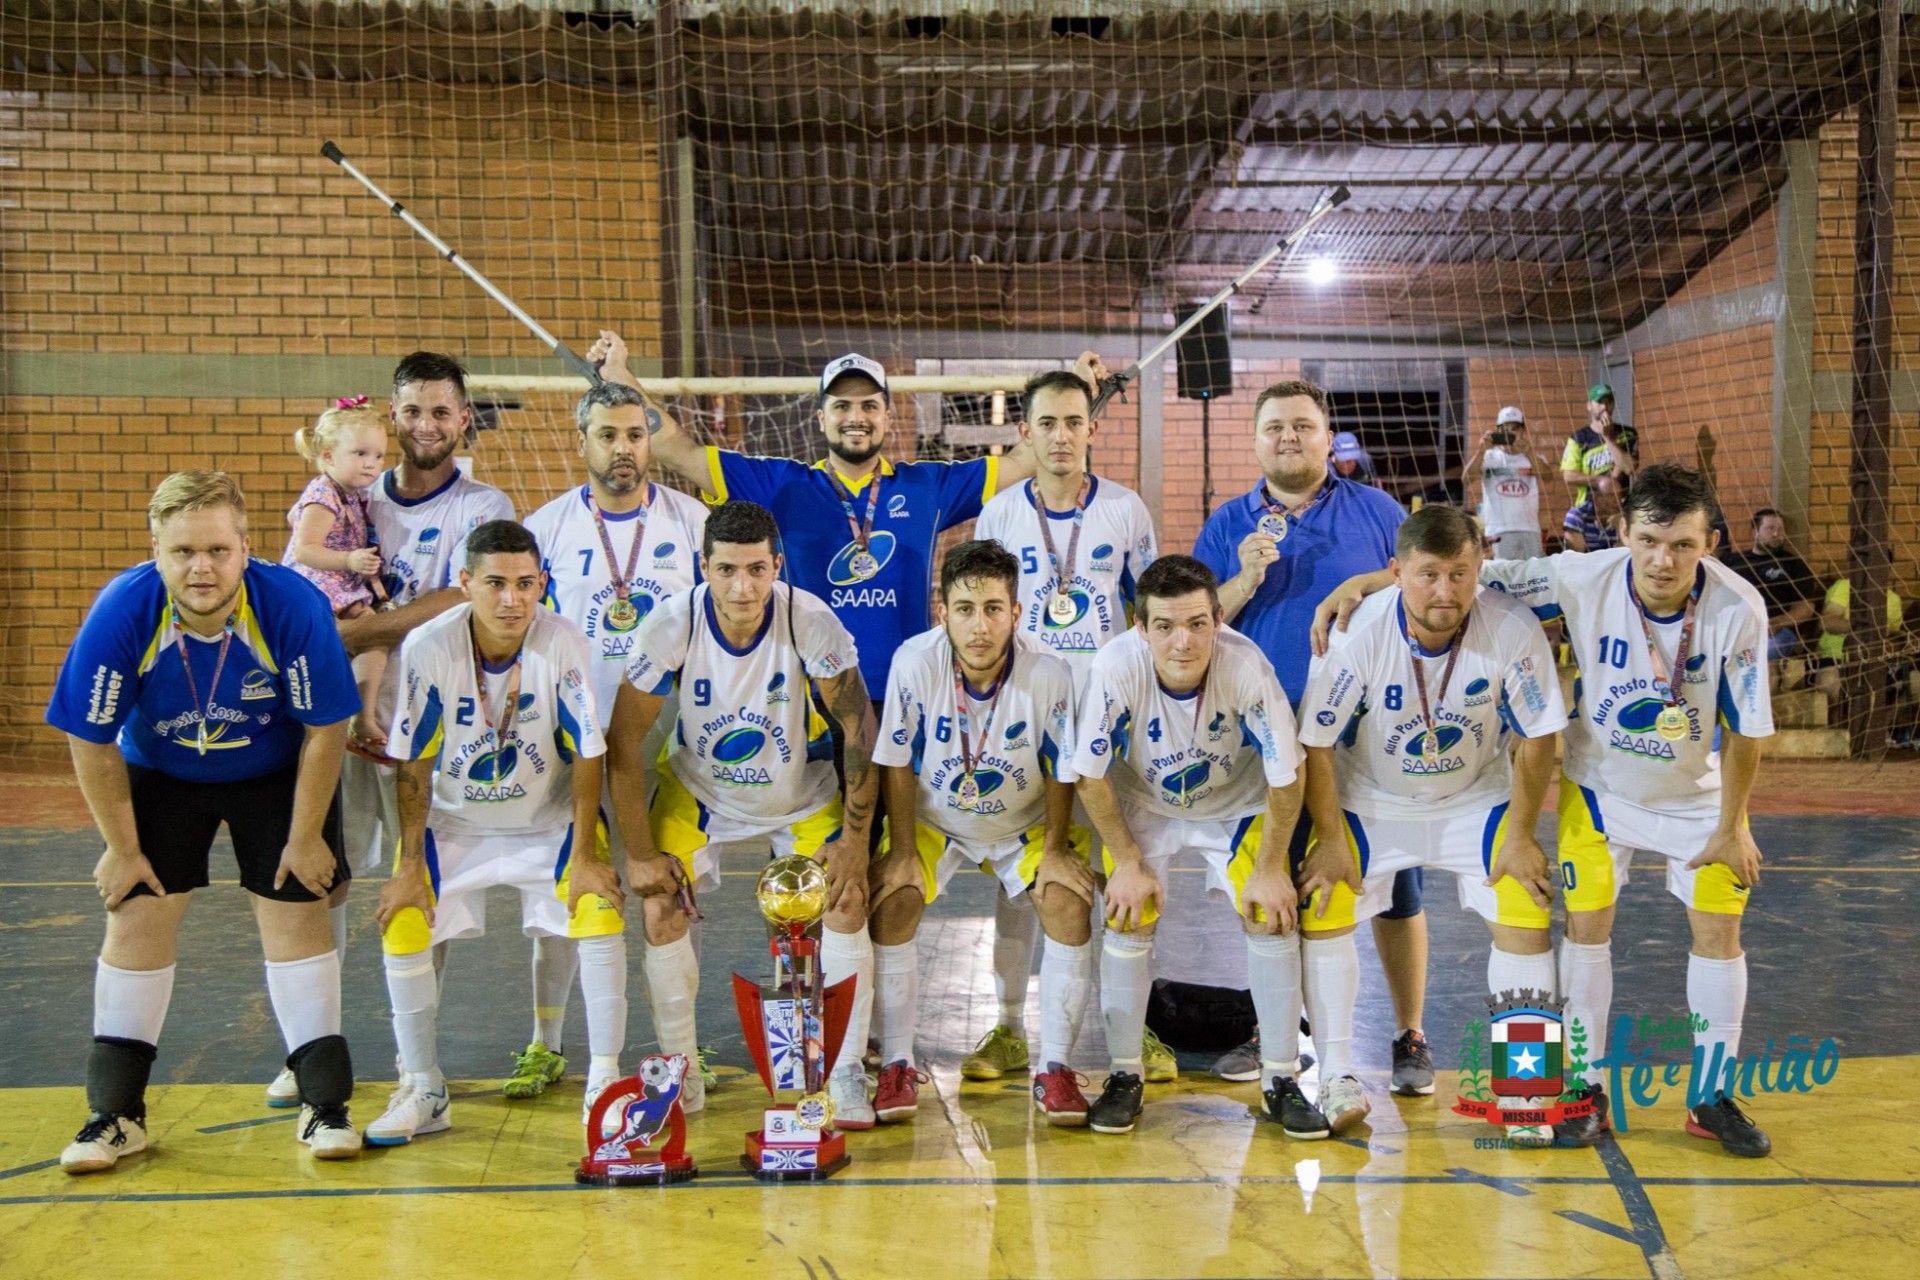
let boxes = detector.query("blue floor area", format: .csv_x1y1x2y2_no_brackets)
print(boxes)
1,812,1916,1089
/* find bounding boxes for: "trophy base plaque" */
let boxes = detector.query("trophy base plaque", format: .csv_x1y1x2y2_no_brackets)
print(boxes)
575,1054,698,1187
742,1105,850,1181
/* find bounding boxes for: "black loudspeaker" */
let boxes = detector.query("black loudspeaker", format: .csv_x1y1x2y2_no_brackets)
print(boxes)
1174,302,1233,400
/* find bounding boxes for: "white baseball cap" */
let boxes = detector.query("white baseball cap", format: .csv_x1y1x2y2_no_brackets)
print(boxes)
1496,406,1525,426
819,353,890,400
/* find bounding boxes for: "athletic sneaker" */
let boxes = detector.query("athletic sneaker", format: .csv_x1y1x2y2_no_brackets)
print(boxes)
265,1066,301,1109
829,1065,876,1130
502,1041,567,1100
1686,1091,1772,1158
364,1078,452,1146
60,1113,147,1174
1211,1036,1262,1082
1554,1082,1609,1147
960,1025,1029,1080
298,1104,362,1159
1031,1064,1090,1126
1141,1028,1178,1083
874,1061,930,1122
695,1045,719,1091
1261,1075,1330,1140
1390,1029,1436,1096
1087,1071,1145,1135
1320,1074,1372,1134
678,1062,707,1117
582,1070,621,1128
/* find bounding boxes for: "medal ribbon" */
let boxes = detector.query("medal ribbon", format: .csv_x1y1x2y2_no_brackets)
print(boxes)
587,489,650,611
1406,604,1468,755
1634,572,1700,706
1260,477,1333,536
172,604,236,757
826,467,883,559
951,649,1011,786
469,620,526,778
1031,477,1089,604
1163,670,1212,805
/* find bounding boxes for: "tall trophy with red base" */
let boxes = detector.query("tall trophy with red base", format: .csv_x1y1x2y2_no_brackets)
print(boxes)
733,855,856,1180
576,1052,698,1185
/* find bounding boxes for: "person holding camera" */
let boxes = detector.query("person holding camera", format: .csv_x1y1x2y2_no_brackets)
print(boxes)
1463,406,1556,558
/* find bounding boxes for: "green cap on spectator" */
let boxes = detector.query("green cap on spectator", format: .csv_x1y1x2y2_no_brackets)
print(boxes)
1588,383,1614,402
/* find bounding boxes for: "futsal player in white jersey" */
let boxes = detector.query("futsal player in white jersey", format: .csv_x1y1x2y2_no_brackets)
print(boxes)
607,501,882,1127
1316,465,1775,1156
967,370,1156,1082
367,520,628,1143
1294,506,1567,1136
867,540,1095,1124
518,380,707,1101
1071,555,1324,1137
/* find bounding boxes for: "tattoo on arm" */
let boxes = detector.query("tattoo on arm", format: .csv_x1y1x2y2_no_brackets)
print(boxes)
821,670,878,840
643,401,664,436
396,757,433,860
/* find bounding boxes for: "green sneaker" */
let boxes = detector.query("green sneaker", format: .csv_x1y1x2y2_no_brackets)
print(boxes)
1141,1029,1179,1083
695,1045,719,1090
960,1025,1031,1080
502,1041,567,1099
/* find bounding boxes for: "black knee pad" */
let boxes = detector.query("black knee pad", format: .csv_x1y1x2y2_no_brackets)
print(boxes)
86,1036,157,1120
288,1034,355,1108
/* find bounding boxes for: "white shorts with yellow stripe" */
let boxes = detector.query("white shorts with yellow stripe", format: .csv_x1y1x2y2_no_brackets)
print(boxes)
1099,805,1266,931
895,818,1092,903
1557,778,1750,916
1294,804,1545,934
381,820,624,956
649,760,842,893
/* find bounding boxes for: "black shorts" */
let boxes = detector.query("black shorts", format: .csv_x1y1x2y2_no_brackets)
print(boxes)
126,763,349,903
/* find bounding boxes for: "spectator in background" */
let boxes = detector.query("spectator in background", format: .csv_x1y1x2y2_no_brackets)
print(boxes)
1811,577,1906,703
1560,383,1638,552
1463,405,1556,558
1330,432,1381,487
1723,509,1822,660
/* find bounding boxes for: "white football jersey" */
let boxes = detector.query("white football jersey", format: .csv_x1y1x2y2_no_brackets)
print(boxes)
368,467,516,717
1478,447,1540,535
388,605,604,836
1481,547,1773,817
1297,586,1567,820
625,584,856,826
1072,627,1302,822
975,475,1157,678
522,482,707,717
873,628,1078,843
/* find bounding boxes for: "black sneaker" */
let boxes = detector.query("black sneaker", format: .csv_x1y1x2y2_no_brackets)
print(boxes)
1686,1091,1771,1158
1553,1082,1610,1148
1261,1074,1330,1140
1390,1029,1435,1096
1087,1072,1145,1135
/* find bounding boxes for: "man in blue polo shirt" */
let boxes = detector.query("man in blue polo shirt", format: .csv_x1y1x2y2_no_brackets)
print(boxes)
1193,378,1432,1097
46,471,364,1172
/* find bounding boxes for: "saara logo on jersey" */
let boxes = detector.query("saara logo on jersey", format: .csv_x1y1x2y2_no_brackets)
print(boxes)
1042,590,1091,629
467,744,520,785
713,727,767,763
240,669,276,701
1161,759,1212,802
827,531,900,587
514,691,540,723
1089,542,1116,571
887,494,909,518
415,527,442,553
1402,724,1466,768
1003,720,1030,749
766,672,791,705
1207,711,1229,737
1463,677,1493,707
653,541,678,564
950,769,1006,800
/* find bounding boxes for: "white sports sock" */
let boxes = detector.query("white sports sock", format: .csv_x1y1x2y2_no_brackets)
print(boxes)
329,902,348,956
1486,946,1558,1002
1100,929,1154,1072
431,940,451,999
1245,932,1303,1074
687,916,705,961
1558,938,1613,1085
874,939,919,1065
821,925,875,1077
1301,934,1359,1080
1038,936,1094,1070
383,950,441,1080
575,934,627,1063
265,950,343,1054
1688,952,1748,1095
94,960,174,1045
992,889,1038,1036
644,933,700,1064
532,933,580,1050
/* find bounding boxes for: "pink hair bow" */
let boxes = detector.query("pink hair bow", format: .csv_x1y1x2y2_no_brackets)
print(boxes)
335,395,371,409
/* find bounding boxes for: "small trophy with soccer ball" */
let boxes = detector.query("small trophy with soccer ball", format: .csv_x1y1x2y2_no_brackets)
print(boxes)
576,1052,698,1185
732,855,856,1180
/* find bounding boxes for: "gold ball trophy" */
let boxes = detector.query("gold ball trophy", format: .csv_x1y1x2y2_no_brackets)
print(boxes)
732,855,856,1179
